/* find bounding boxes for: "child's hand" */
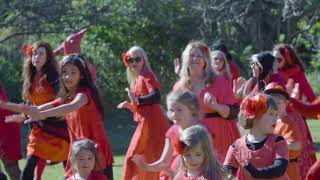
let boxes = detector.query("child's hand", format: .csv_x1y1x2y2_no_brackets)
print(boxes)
4,114,26,123
131,154,146,169
117,101,132,110
125,88,137,102
204,92,218,108
233,77,246,99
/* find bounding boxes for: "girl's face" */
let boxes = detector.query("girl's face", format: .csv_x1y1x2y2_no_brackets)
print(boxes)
183,143,205,174
212,53,225,72
251,62,260,78
62,63,82,91
188,47,206,73
167,102,195,129
74,149,95,176
273,50,286,69
128,52,145,73
32,46,47,72
273,96,287,118
255,108,278,134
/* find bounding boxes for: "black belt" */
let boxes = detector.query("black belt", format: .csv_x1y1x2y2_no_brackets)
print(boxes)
204,112,222,118
289,158,298,163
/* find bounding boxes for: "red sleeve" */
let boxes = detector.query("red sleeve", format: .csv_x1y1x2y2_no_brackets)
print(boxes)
143,72,160,93
294,71,316,102
274,137,289,160
279,65,301,79
229,61,241,80
289,98,320,119
223,144,239,168
280,116,303,144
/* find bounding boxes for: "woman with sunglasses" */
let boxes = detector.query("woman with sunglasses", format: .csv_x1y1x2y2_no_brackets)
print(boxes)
273,44,316,102
118,46,170,180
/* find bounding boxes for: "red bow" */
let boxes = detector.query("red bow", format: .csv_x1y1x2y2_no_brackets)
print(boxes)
173,137,186,154
240,94,268,120
122,52,129,65
23,44,33,60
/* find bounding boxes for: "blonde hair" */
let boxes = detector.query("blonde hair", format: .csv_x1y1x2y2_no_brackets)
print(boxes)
125,46,155,85
166,90,202,121
179,41,215,90
211,50,231,79
176,125,224,179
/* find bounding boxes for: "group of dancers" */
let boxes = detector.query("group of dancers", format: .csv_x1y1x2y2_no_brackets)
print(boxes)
0,37,319,180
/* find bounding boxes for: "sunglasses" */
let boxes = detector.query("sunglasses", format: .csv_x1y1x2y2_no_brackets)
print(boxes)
128,57,142,64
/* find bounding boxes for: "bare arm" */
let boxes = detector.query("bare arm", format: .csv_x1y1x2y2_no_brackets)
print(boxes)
0,100,24,113
132,138,173,172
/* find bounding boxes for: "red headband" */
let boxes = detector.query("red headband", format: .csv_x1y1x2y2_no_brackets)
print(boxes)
240,94,268,120
23,44,33,60
173,137,186,154
122,52,129,66
283,47,293,65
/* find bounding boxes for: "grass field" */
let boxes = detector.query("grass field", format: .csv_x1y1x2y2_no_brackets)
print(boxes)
2,111,320,180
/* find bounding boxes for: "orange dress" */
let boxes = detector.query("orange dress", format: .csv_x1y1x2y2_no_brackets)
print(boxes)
52,88,114,177
122,68,170,180
27,75,69,161
274,112,303,180
199,76,240,163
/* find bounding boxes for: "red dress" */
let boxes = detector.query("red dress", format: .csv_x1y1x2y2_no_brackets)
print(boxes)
0,81,22,160
278,64,316,102
66,171,108,180
27,75,69,162
122,68,170,180
224,134,290,180
160,125,181,180
274,113,303,180
175,171,207,180
199,76,240,163
53,88,114,177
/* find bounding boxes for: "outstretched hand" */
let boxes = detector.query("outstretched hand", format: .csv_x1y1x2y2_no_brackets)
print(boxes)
125,88,137,102
5,114,26,123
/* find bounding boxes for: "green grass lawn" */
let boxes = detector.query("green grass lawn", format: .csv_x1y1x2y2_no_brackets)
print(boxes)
2,112,320,180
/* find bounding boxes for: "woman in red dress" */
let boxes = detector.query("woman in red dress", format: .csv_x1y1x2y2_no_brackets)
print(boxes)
2,42,69,180
118,46,169,180
173,41,240,163
0,81,21,180
273,43,316,102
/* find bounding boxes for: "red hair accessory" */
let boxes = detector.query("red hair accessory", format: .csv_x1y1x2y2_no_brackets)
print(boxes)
173,137,186,154
122,52,129,65
23,44,33,60
240,94,268,120
54,28,87,56
283,47,293,65
94,143,102,152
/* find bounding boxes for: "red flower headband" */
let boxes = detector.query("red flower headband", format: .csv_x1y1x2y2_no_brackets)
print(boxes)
283,47,293,65
23,44,33,60
122,52,129,66
173,137,186,154
240,94,268,120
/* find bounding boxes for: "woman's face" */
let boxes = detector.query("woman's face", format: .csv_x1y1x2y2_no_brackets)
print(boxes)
212,53,225,72
61,63,82,91
187,47,206,74
32,46,47,72
273,50,286,69
128,52,145,73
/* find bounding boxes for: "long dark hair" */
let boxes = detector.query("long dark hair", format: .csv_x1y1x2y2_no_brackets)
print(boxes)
22,41,59,101
59,54,105,120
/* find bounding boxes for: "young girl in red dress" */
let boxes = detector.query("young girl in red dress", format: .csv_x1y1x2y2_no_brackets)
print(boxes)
0,81,21,180
118,46,170,180
66,139,108,180
273,44,316,102
173,41,240,164
224,93,290,180
132,90,205,180
173,125,223,180
20,54,114,179
2,41,69,180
